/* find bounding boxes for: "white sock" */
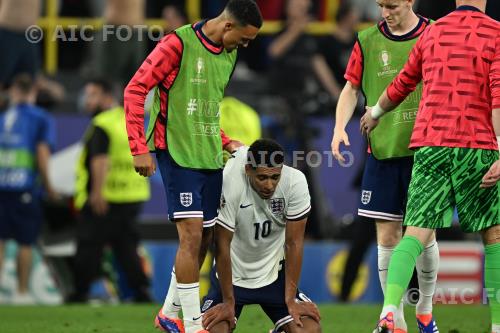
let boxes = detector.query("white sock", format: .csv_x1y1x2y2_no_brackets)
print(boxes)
492,324,500,333
177,282,202,333
416,240,439,315
378,245,407,331
161,268,181,318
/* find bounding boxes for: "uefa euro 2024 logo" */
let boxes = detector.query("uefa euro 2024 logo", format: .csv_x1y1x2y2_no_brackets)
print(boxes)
196,57,204,77
380,50,390,67
191,57,207,84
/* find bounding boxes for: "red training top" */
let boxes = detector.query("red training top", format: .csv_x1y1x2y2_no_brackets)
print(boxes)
387,6,500,150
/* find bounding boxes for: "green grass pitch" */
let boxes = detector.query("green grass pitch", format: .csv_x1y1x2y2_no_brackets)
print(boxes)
0,304,491,333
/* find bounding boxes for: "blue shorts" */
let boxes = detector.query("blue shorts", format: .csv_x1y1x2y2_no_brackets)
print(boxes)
0,191,42,245
358,154,413,221
156,150,222,227
201,264,312,331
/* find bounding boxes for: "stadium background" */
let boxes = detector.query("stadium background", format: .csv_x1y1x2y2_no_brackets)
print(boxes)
0,0,499,331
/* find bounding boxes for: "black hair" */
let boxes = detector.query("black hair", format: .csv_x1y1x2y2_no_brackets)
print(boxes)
225,0,263,28
10,73,35,93
86,78,115,96
247,139,285,168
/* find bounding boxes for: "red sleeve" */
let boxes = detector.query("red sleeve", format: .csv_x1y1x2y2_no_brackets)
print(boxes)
220,129,232,147
124,33,182,155
387,38,423,104
344,41,363,87
491,33,500,110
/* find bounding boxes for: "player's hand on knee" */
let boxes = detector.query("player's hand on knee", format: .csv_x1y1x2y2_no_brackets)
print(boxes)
202,302,236,331
287,300,321,327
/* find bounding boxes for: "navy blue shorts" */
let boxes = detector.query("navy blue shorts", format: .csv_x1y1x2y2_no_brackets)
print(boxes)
156,150,222,227
358,154,413,221
0,191,42,245
201,265,312,331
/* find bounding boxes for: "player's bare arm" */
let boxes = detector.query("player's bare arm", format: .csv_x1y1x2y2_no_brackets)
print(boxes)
331,81,359,162
284,218,321,327
203,225,236,331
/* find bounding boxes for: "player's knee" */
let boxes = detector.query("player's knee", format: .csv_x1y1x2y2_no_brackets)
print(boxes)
301,322,321,333
284,318,321,333
207,320,230,333
377,231,401,247
481,224,500,245
179,239,202,258
302,317,321,333
177,219,204,251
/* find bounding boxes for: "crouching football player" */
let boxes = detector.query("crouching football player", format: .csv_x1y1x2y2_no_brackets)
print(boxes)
201,139,322,333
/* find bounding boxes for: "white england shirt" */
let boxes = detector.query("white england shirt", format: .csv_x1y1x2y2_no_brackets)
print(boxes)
216,147,311,289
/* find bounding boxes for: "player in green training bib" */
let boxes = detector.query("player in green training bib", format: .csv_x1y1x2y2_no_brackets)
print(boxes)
123,1,262,333
330,1,439,332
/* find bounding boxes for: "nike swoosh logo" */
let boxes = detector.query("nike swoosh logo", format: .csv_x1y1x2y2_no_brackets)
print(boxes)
172,302,181,307
421,270,434,274
240,203,252,208
193,315,202,321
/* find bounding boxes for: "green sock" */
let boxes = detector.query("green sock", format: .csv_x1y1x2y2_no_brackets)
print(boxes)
383,236,424,308
485,243,500,326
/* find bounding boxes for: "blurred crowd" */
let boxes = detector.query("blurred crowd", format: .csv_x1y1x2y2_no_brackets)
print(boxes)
0,0,498,113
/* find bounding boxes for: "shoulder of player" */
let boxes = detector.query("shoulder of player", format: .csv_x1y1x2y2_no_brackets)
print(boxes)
157,32,184,56
481,13,500,30
281,166,307,187
224,147,248,172
431,11,499,35
223,164,245,186
222,162,246,197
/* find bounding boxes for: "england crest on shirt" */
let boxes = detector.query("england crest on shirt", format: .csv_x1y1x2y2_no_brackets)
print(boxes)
269,198,285,217
361,190,372,205
180,192,193,207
